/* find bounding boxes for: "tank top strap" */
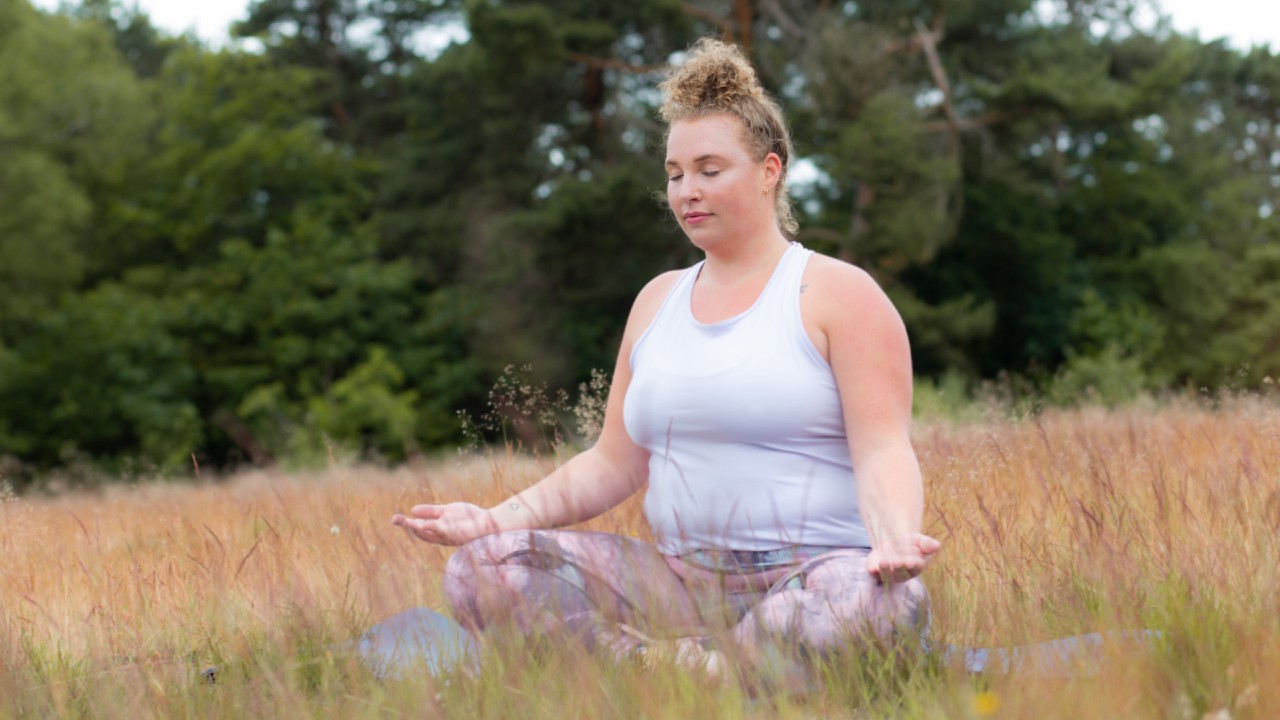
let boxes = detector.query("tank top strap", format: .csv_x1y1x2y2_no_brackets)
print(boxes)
756,242,812,326
628,260,703,369
779,242,813,291
669,260,704,308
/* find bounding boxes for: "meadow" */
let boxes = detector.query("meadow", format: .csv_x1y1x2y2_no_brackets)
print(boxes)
2,395,1278,719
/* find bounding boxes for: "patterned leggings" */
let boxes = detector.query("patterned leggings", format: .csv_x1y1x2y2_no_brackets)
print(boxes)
442,530,930,662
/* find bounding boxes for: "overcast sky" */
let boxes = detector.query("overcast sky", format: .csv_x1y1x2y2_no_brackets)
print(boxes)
27,0,1280,51
1147,0,1280,50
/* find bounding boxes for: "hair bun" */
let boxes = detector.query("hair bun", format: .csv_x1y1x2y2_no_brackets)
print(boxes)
658,38,800,236
660,38,763,120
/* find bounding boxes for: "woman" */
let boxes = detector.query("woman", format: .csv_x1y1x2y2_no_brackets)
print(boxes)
392,39,940,671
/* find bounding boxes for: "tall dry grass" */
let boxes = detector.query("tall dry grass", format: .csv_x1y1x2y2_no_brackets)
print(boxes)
1,397,1278,718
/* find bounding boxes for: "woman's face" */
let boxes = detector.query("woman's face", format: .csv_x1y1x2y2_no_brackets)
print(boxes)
665,114,779,250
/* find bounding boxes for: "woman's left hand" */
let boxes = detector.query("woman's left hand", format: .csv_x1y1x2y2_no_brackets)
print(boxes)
866,533,941,584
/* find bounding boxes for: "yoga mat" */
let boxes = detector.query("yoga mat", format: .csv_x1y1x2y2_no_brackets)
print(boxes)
936,630,1160,676
354,607,480,678
353,607,1157,680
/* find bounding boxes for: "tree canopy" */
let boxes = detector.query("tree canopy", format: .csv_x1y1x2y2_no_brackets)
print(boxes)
1,0,1277,483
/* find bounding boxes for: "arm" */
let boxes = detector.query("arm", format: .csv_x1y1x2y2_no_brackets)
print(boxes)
393,272,681,546
807,259,940,581
480,343,651,533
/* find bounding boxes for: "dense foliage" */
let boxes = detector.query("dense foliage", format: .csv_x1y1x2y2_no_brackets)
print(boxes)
1,0,1277,480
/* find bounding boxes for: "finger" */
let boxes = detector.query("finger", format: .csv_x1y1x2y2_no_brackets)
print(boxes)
395,515,426,537
865,551,881,576
396,516,443,543
917,535,942,555
871,557,899,583
879,567,907,585
876,569,906,586
877,558,924,584
410,504,445,519
884,564,906,584
394,515,433,538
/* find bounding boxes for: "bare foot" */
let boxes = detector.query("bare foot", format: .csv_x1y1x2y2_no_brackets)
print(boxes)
614,624,727,682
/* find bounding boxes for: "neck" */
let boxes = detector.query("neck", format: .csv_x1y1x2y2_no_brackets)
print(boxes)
699,227,791,284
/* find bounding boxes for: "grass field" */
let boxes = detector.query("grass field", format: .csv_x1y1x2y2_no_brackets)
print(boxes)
2,396,1278,718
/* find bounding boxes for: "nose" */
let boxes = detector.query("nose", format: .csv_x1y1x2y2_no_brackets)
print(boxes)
676,175,701,205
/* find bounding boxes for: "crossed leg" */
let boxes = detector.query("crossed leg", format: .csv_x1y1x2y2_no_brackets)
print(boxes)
732,549,930,660
441,530,704,653
441,530,929,662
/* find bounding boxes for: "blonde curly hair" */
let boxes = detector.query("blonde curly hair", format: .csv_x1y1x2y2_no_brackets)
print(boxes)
660,38,798,236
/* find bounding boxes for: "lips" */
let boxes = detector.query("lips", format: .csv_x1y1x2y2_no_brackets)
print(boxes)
683,212,711,225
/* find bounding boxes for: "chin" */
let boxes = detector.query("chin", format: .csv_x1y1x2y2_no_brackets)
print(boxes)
683,227,726,252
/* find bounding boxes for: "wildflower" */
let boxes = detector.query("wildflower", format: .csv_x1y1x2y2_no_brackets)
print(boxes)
973,691,1000,716
330,525,341,535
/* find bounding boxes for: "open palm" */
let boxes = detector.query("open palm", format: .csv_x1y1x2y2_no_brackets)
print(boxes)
391,502,498,547
866,533,941,584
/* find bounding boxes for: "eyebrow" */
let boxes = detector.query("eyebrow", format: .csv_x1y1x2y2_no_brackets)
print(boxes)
665,154,727,168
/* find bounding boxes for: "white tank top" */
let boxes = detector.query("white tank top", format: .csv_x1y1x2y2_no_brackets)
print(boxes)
623,243,871,555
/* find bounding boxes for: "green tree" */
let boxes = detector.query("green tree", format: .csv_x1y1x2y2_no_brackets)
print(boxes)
6,0,1279,478
372,0,694,390
0,284,200,472
0,0,147,319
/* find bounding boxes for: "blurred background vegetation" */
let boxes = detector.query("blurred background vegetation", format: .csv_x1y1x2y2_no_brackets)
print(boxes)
1,0,1277,484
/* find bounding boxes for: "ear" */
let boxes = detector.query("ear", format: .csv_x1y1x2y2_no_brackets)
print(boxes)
762,152,783,190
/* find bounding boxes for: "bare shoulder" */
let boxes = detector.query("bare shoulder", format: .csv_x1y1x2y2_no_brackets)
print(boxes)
801,253,903,330
801,254,913,411
635,269,684,307
622,269,684,343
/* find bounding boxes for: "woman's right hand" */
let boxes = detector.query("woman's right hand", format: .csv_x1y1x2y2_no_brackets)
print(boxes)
391,502,500,547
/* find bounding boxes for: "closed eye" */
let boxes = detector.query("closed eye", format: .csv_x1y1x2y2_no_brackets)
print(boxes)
702,171,720,177
667,175,683,182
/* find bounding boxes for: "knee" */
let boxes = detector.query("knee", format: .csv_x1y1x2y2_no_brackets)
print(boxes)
444,531,528,577
860,577,931,642
441,533,520,622
442,538,480,588
803,557,931,638
443,536,486,579
749,578,930,652
897,579,931,628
